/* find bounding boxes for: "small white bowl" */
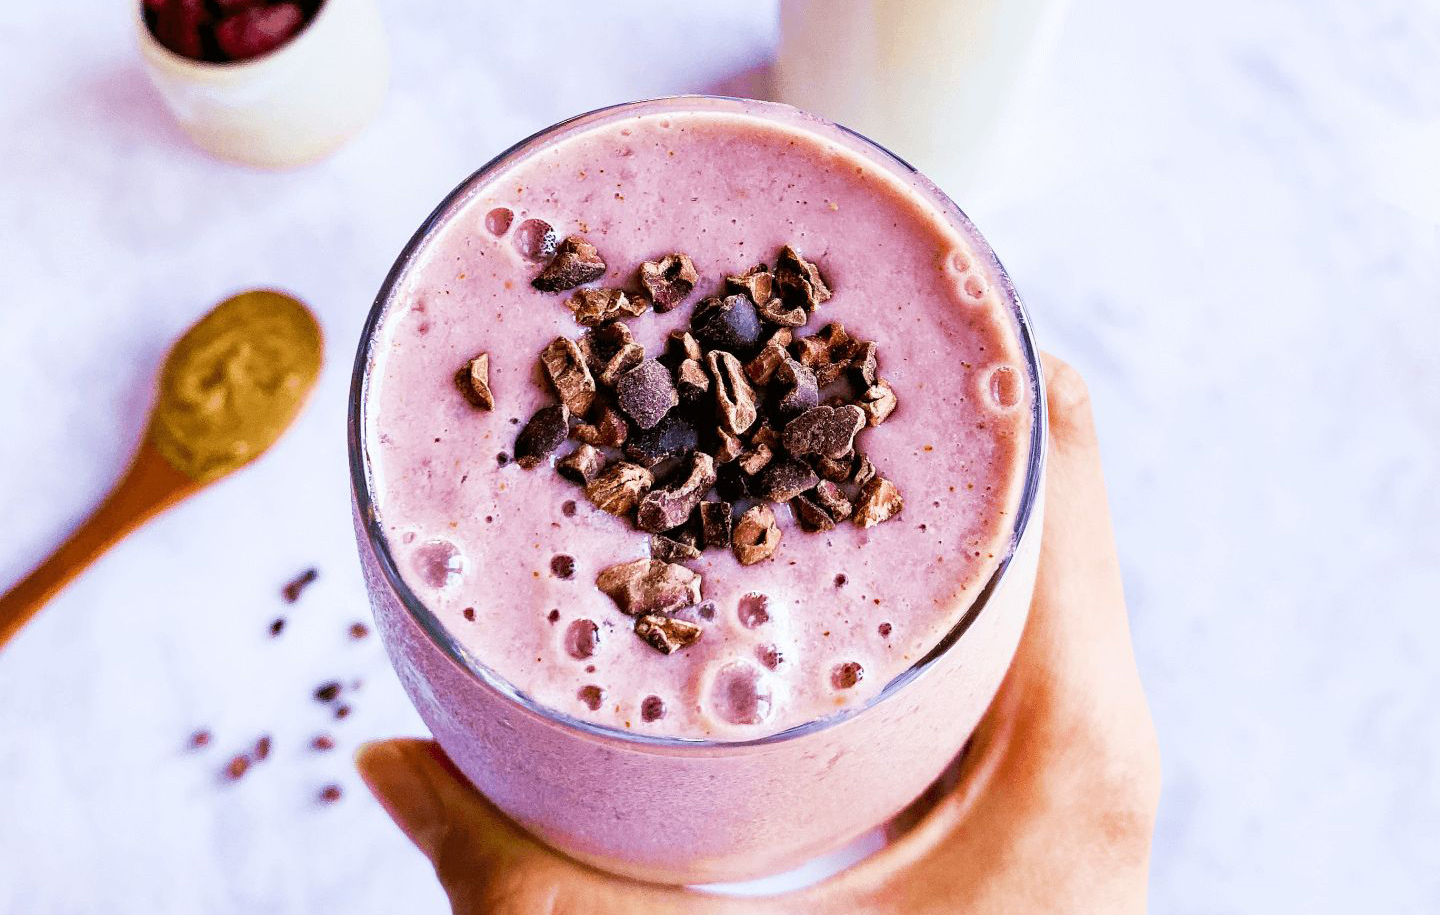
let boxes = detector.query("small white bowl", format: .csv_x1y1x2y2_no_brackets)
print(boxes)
136,0,389,169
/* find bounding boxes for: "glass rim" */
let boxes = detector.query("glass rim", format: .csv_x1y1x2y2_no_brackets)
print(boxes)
348,95,1048,751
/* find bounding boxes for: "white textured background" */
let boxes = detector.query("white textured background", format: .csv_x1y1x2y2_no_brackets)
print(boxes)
1,1,1437,912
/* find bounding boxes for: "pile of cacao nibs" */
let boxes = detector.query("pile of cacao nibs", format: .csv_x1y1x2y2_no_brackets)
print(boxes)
456,236,904,656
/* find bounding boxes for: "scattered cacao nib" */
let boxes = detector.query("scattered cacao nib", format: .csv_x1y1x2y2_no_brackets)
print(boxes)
515,404,571,469
815,452,854,482
791,335,830,370
269,617,285,637
578,321,634,373
774,245,832,310
707,350,758,436
854,477,904,527
596,559,703,615
732,504,781,565
314,682,342,703
455,353,495,410
737,441,774,476
749,420,780,450
557,443,604,484
757,296,808,328
634,613,703,654
636,452,717,533
699,501,733,549
745,339,789,385
675,358,710,406
540,337,597,416
715,462,752,501
282,568,318,603
725,264,775,306
334,704,352,720
781,404,866,459
573,402,629,448
756,456,819,503
639,253,699,311
189,729,212,750
616,359,678,430
311,734,335,752
349,622,369,640
665,330,705,366
772,356,820,420
692,295,764,356
585,461,654,515
318,784,344,804
532,235,607,292
624,413,698,467
853,452,877,487
714,427,744,463
858,378,898,426
851,340,879,387
224,754,251,782
567,288,648,326
793,481,854,531
254,735,272,761
550,554,577,579
651,534,701,563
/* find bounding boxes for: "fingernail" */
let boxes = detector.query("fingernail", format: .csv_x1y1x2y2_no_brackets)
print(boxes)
356,741,447,855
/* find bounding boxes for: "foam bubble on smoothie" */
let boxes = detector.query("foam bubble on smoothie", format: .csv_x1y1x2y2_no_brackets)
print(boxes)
708,661,775,726
987,365,1023,411
411,539,464,590
513,218,559,261
962,273,989,303
948,248,973,274
564,619,601,660
485,206,514,236
737,593,771,629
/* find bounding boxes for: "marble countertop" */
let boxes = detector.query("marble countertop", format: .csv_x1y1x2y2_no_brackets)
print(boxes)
1,0,1436,912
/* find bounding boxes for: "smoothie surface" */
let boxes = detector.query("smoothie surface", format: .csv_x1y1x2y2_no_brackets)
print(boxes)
364,102,1032,739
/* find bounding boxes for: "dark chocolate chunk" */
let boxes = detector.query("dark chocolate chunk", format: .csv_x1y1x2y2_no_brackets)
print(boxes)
756,456,819,503
624,413,698,467
774,245,832,310
598,341,646,388
573,401,629,448
699,501,733,550
596,559,702,615
557,443,604,484
636,452,718,533
567,287,648,326
676,358,710,406
692,294,764,356
639,253,699,312
616,359,678,430
854,477,904,527
584,461,654,515
732,504,781,565
772,356,819,420
455,353,494,410
781,404,866,459
532,235,607,292
540,337,596,416
515,404,571,469
651,534,702,563
858,378,898,426
707,350,759,436
634,613,703,654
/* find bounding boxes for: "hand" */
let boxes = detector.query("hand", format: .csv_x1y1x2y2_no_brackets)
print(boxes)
357,356,1161,914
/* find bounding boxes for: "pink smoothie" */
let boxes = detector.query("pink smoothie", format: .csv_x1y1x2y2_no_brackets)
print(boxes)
354,97,1043,882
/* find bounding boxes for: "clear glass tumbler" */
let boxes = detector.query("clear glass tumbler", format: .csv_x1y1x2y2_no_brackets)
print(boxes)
348,97,1047,886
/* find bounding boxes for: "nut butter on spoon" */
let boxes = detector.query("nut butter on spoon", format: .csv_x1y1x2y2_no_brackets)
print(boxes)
0,290,322,649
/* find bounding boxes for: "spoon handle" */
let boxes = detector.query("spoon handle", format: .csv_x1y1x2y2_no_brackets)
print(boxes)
0,441,196,650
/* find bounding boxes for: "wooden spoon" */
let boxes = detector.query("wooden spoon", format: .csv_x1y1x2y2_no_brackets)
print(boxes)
0,290,323,649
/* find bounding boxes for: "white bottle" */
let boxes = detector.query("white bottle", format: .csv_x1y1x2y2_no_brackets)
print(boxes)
777,0,1067,200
